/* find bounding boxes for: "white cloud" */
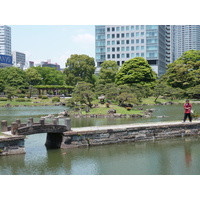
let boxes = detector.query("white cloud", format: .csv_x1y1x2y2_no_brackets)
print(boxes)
72,33,95,44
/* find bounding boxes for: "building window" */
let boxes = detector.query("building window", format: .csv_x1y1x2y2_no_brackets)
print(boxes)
136,53,140,57
126,40,129,44
126,26,129,31
141,46,144,50
107,34,110,39
121,26,125,31
112,47,115,52
136,39,139,44
117,47,120,51
112,54,115,58
121,40,125,44
112,41,115,45
131,33,134,37
121,47,125,51
107,54,110,59
141,32,144,36
141,39,144,43
131,26,134,31
107,28,110,32
117,34,120,38
112,27,115,31
136,25,139,30
117,54,120,58
121,54,125,58
107,41,110,45
117,40,120,45
131,46,134,51
126,33,129,37
112,34,115,38
126,47,130,51
131,39,134,44
121,33,125,38
116,27,120,31
107,47,110,52
136,46,140,51
131,53,135,58
136,32,139,37
141,53,144,57
126,53,130,58
141,25,144,30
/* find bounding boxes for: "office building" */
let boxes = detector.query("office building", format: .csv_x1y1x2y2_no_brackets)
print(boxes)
0,25,11,56
95,25,166,76
12,51,26,69
171,25,200,61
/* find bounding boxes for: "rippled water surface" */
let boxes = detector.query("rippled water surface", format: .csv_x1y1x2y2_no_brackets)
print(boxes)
0,104,200,175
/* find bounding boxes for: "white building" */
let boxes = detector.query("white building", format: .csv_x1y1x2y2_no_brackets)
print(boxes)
0,25,11,56
12,51,26,69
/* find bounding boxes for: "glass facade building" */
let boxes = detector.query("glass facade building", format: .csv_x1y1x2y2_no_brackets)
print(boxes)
95,25,166,76
171,25,200,61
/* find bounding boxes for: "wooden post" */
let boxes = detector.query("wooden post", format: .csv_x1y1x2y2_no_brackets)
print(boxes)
1,120,8,132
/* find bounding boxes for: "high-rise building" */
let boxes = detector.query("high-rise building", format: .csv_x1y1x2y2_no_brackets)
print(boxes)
12,51,26,69
0,25,11,56
95,25,167,76
171,25,200,61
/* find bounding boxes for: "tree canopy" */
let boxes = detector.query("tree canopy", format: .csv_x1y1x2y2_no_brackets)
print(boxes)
115,57,157,87
64,54,96,86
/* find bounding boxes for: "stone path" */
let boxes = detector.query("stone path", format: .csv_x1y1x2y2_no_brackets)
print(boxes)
71,120,200,132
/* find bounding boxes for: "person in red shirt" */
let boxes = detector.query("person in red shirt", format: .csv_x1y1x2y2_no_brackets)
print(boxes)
183,99,192,122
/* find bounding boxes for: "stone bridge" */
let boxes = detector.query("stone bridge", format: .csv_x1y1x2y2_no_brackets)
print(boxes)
1,117,71,149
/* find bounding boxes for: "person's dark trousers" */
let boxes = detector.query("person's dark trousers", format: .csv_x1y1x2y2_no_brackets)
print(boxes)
184,113,192,122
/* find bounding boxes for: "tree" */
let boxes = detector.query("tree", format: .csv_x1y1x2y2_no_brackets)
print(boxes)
25,67,42,85
4,86,17,101
163,50,200,89
64,54,96,86
69,81,95,108
34,66,65,85
98,60,119,85
115,57,157,87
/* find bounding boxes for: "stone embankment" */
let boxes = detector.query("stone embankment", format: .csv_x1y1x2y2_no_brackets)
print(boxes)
61,121,200,148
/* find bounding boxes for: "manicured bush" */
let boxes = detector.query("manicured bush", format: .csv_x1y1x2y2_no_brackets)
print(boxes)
15,98,31,102
0,97,8,101
52,96,60,102
41,95,48,99
18,94,25,98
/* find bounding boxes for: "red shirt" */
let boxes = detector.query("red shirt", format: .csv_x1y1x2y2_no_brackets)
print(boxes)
184,103,192,114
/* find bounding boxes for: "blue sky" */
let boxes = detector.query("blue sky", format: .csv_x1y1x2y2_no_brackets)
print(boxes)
10,25,95,68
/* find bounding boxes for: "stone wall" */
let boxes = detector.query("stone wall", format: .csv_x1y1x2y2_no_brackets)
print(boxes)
0,136,25,156
61,122,200,148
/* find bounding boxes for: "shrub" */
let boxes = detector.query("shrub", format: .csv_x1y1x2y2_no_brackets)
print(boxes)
18,94,25,98
52,96,60,102
41,95,48,99
0,97,8,101
126,107,132,111
15,98,31,102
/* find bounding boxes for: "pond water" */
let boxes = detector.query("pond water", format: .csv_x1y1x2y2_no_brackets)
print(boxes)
0,104,200,175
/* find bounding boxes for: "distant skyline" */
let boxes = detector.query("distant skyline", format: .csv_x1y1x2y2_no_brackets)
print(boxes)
10,25,95,68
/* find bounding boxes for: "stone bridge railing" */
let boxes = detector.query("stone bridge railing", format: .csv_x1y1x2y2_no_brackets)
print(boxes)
1,117,71,135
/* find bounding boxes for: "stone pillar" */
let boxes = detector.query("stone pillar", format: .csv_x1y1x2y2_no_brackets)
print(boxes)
11,122,18,135
16,119,21,127
1,120,8,132
64,118,71,131
27,120,32,127
29,117,33,124
53,118,59,125
40,118,45,126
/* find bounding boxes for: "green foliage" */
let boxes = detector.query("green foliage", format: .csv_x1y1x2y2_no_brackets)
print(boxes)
69,81,95,108
25,67,42,85
98,60,119,85
0,97,8,101
164,50,200,89
64,54,96,86
41,95,48,99
4,86,17,101
52,96,60,103
15,98,31,102
115,57,157,87
186,84,200,99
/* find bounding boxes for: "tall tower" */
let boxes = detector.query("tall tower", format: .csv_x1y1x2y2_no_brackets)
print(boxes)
172,25,200,61
0,25,11,56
